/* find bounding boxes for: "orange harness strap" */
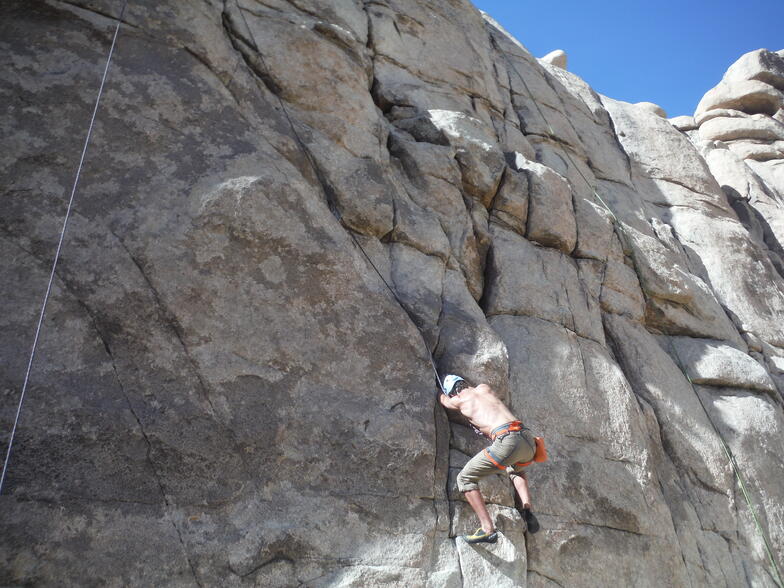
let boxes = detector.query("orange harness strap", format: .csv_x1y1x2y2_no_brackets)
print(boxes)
483,449,507,470
490,421,524,440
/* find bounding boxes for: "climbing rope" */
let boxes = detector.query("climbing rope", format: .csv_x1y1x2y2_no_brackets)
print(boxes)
230,1,444,393
668,342,784,588
0,0,129,496
490,30,782,586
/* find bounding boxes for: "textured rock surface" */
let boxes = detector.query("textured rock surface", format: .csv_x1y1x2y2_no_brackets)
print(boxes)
1,2,783,587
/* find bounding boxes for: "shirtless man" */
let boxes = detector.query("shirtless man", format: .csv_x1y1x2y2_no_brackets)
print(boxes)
438,374,538,543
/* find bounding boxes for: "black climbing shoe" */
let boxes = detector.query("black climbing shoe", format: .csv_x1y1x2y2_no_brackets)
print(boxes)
523,508,540,534
464,528,498,544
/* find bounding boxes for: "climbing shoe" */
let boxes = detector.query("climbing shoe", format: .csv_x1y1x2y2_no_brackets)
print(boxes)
523,508,540,534
463,528,498,544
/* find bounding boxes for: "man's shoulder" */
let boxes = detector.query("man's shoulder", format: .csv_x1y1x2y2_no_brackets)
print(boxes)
474,383,495,395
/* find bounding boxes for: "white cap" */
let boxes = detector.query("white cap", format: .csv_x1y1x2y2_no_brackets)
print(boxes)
443,374,465,396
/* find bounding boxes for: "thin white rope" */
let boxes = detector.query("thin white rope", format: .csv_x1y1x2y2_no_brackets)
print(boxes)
0,0,129,495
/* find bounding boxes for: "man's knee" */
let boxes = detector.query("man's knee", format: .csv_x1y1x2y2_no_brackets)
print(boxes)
456,467,480,493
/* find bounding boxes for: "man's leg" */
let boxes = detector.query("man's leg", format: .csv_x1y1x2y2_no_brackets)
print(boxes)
457,449,501,535
509,470,540,533
511,471,531,509
463,489,494,533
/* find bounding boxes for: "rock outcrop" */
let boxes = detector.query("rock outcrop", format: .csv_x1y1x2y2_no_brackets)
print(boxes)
1,2,783,586
540,49,567,70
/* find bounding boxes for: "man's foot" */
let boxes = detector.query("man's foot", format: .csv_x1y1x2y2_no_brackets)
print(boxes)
464,528,498,544
522,508,540,534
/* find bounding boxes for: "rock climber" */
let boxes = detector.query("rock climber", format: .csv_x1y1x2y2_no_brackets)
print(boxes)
438,374,540,544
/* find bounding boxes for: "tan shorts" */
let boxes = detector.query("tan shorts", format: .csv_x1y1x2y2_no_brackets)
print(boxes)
456,429,536,492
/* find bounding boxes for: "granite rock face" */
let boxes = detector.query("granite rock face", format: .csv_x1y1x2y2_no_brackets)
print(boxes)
1,2,783,586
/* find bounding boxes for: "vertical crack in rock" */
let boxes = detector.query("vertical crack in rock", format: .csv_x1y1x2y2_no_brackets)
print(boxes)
603,317,745,582
70,290,204,587
180,45,247,111
539,67,589,149
656,476,696,588
561,261,580,335
433,269,448,358
221,0,282,97
653,216,753,345
223,0,366,230
453,537,467,588
108,231,278,578
111,233,222,423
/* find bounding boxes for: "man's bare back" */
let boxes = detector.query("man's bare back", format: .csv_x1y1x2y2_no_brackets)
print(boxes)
438,383,517,437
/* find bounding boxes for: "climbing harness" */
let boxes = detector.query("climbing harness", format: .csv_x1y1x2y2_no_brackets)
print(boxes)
488,421,547,468
231,0,444,395
490,29,782,586
0,0,129,496
490,420,526,440
481,421,547,470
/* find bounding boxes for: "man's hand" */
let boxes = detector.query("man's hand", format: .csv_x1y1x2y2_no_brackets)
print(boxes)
438,392,460,410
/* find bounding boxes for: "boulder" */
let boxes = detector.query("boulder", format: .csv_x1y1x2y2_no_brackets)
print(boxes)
726,139,784,161
694,107,748,127
699,113,784,142
322,156,396,236
747,158,784,201
698,142,784,266
540,49,567,69
491,163,529,235
608,97,784,349
514,159,577,253
604,97,723,195
426,109,507,206
528,137,618,260
635,101,667,118
723,48,784,91
612,221,741,342
669,337,777,392
695,79,784,117
601,258,646,321
670,115,697,131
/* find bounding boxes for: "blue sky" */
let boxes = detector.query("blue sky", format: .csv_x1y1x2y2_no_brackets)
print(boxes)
472,0,784,117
